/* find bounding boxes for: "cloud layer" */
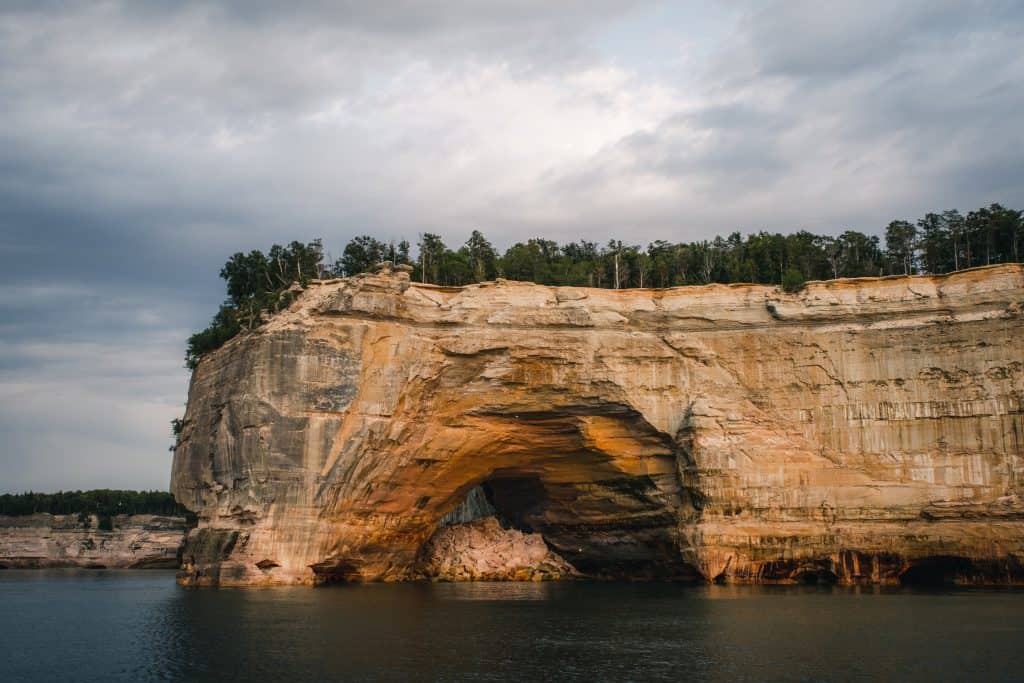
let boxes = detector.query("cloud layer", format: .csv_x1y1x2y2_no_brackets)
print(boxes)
1,1,1021,491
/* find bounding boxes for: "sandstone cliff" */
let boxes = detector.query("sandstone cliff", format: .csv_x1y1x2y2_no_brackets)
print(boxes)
171,264,1024,586
0,514,187,568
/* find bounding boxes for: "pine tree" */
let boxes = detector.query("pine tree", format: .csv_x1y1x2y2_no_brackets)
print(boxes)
885,220,918,274
464,230,497,282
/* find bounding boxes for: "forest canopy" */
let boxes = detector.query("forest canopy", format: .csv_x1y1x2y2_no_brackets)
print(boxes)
0,489,188,518
184,203,1022,368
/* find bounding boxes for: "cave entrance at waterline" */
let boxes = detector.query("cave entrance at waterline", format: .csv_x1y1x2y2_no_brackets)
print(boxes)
407,407,703,580
310,407,701,583
423,462,697,580
897,556,974,586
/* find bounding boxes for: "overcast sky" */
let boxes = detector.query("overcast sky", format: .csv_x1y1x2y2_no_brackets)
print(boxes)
1,1,1022,493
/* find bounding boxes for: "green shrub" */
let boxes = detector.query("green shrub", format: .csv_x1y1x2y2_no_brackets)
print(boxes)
185,306,242,369
782,267,806,293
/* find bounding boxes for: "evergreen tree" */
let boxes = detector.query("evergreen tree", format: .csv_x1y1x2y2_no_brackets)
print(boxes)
987,204,1023,264
464,230,497,282
966,207,994,267
885,220,918,274
417,233,448,284
836,230,883,277
942,210,966,271
397,239,411,265
339,235,387,276
817,235,842,279
917,213,950,274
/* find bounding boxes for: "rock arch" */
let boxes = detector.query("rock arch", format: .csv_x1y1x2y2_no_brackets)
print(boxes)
310,406,698,582
172,266,1024,585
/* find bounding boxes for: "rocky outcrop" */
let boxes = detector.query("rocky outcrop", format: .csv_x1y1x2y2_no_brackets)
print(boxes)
171,264,1024,586
0,514,187,568
417,516,578,581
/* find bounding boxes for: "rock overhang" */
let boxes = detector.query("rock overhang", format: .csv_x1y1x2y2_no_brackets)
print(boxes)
172,264,1024,586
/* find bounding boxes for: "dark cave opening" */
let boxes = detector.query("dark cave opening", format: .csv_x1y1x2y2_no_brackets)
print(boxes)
415,407,700,580
898,557,972,586
479,474,549,534
431,470,695,580
793,568,839,585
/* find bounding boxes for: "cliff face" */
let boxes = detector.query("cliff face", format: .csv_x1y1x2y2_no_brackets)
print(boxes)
171,264,1024,586
0,514,187,568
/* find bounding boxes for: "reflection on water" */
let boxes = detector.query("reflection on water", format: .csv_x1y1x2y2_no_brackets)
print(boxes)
428,580,559,601
1,570,1022,682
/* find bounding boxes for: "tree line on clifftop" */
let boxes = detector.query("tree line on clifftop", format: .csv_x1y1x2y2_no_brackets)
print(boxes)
185,202,1022,369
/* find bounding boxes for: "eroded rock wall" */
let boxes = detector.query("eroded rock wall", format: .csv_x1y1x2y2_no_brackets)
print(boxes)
0,514,187,568
171,264,1024,585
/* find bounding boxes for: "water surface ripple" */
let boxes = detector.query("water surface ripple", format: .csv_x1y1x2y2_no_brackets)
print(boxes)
1,570,1021,682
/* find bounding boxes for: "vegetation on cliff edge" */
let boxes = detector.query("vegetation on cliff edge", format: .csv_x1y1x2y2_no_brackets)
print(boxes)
184,203,1022,368
185,240,325,368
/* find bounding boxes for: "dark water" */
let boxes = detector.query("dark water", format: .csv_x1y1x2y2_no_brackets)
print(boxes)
2,571,1023,682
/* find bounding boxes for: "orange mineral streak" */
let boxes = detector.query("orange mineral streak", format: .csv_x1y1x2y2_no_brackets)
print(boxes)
172,264,1024,586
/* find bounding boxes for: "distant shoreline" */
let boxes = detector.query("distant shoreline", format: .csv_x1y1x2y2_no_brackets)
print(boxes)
0,513,187,570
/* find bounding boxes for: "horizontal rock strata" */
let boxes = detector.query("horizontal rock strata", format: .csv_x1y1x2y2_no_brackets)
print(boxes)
0,514,187,569
171,264,1024,586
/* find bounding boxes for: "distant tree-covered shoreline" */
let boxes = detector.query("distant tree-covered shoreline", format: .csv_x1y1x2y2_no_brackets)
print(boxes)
184,203,1022,368
0,490,188,518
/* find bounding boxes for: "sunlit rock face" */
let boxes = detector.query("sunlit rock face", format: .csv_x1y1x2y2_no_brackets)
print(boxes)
171,264,1024,586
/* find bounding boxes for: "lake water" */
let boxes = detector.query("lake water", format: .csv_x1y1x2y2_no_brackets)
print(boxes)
1,570,1022,682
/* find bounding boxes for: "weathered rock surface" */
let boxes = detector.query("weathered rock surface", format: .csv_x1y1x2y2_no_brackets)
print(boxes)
171,264,1024,586
417,516,577,581
0,514,187,568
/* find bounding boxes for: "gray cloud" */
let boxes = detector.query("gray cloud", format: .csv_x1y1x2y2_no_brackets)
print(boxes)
728,0,1024,81
0,1,1021,491
534,0,1024,234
